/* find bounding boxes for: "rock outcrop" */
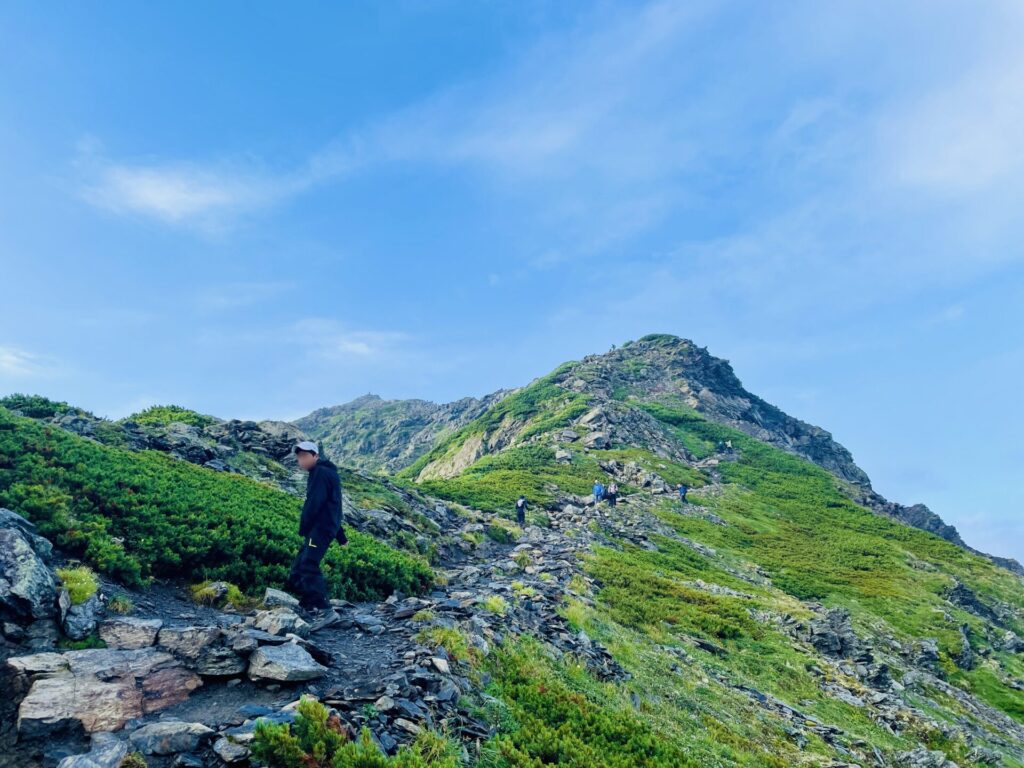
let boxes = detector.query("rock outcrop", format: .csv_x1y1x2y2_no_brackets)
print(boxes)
9,647,202,736
0,509,56,622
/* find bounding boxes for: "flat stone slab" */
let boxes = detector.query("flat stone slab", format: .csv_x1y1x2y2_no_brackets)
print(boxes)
247,642,327,682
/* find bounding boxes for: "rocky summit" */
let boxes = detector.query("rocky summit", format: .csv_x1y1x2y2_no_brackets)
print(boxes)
1,333,1023,767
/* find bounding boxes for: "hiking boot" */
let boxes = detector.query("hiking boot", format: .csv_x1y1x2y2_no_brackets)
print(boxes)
307,607,340,632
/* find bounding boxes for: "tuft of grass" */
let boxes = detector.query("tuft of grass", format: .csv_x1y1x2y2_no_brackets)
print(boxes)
107,594,134,614
415,625,477,664
56,565,98,605
190,580,257,610
486,519,522,544
481,595,508,615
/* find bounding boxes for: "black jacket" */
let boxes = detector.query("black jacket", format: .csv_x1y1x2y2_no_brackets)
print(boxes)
299,458,344,545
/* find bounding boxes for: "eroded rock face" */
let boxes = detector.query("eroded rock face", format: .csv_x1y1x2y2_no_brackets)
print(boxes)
9,647,202,736
0,512,57,621
808,608,864,659
247,642,326,682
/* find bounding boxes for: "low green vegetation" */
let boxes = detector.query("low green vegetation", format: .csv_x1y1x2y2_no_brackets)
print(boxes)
190,580,257,609
251,697,460,768
415,625,477,663
481,595,508,615
55,565,98,605
416,444,607,513
0,393,75,419
461,395,1024,765
123,404,217,428
477,638,700,768
0,407,433,601
485,519,521,544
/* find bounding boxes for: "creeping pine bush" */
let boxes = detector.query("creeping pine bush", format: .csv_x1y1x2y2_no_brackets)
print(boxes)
251,697,459,768
482,639,698,768
0,408,433,601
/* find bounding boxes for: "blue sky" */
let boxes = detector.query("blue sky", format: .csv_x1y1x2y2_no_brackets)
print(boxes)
1,1,1022,562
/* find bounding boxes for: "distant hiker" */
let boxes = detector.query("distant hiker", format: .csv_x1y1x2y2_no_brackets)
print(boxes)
716,440,725,452
287,440,345,632
725,439,733,453
515,495,528,526
593,481,605,505
678,483,688,503
606,482,619,507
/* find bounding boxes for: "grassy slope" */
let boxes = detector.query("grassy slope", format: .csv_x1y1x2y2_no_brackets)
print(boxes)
0,406,433,601
407,384,1024,764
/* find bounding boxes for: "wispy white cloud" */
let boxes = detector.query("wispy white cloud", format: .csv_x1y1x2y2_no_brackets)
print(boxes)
73,2,708,234
74,137,366,231
0,345,59,379
289,318,410,360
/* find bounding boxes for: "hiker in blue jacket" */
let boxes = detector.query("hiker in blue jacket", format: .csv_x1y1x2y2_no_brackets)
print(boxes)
286,441,346,631
678,483,688,503
593,480,605,505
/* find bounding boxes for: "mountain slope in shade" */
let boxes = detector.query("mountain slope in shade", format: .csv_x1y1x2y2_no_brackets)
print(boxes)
294,391,510,474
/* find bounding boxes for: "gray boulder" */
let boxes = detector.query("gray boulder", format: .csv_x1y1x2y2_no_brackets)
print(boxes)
263,587,300,609
213,737,251,763
61,592,101,641
0,507,53,558
247,642,327,682
56,732,128,768
129,720,214,755
252,607,309,637
0,518,57,621
195,646,246,676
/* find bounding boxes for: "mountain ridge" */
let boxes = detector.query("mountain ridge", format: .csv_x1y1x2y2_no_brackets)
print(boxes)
295,333,1019,573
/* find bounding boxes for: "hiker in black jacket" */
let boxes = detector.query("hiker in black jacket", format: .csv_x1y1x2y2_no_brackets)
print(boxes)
287,440,345,631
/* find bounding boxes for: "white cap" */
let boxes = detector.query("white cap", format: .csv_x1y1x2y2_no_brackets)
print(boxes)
294,441,319,454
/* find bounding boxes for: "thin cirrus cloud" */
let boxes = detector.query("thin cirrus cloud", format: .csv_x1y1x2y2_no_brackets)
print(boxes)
71,0,1024,277
0,345,59,379
71,2,709,232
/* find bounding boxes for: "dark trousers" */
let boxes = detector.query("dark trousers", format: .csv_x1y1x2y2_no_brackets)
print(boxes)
287,538,330,610
516,507,526,526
